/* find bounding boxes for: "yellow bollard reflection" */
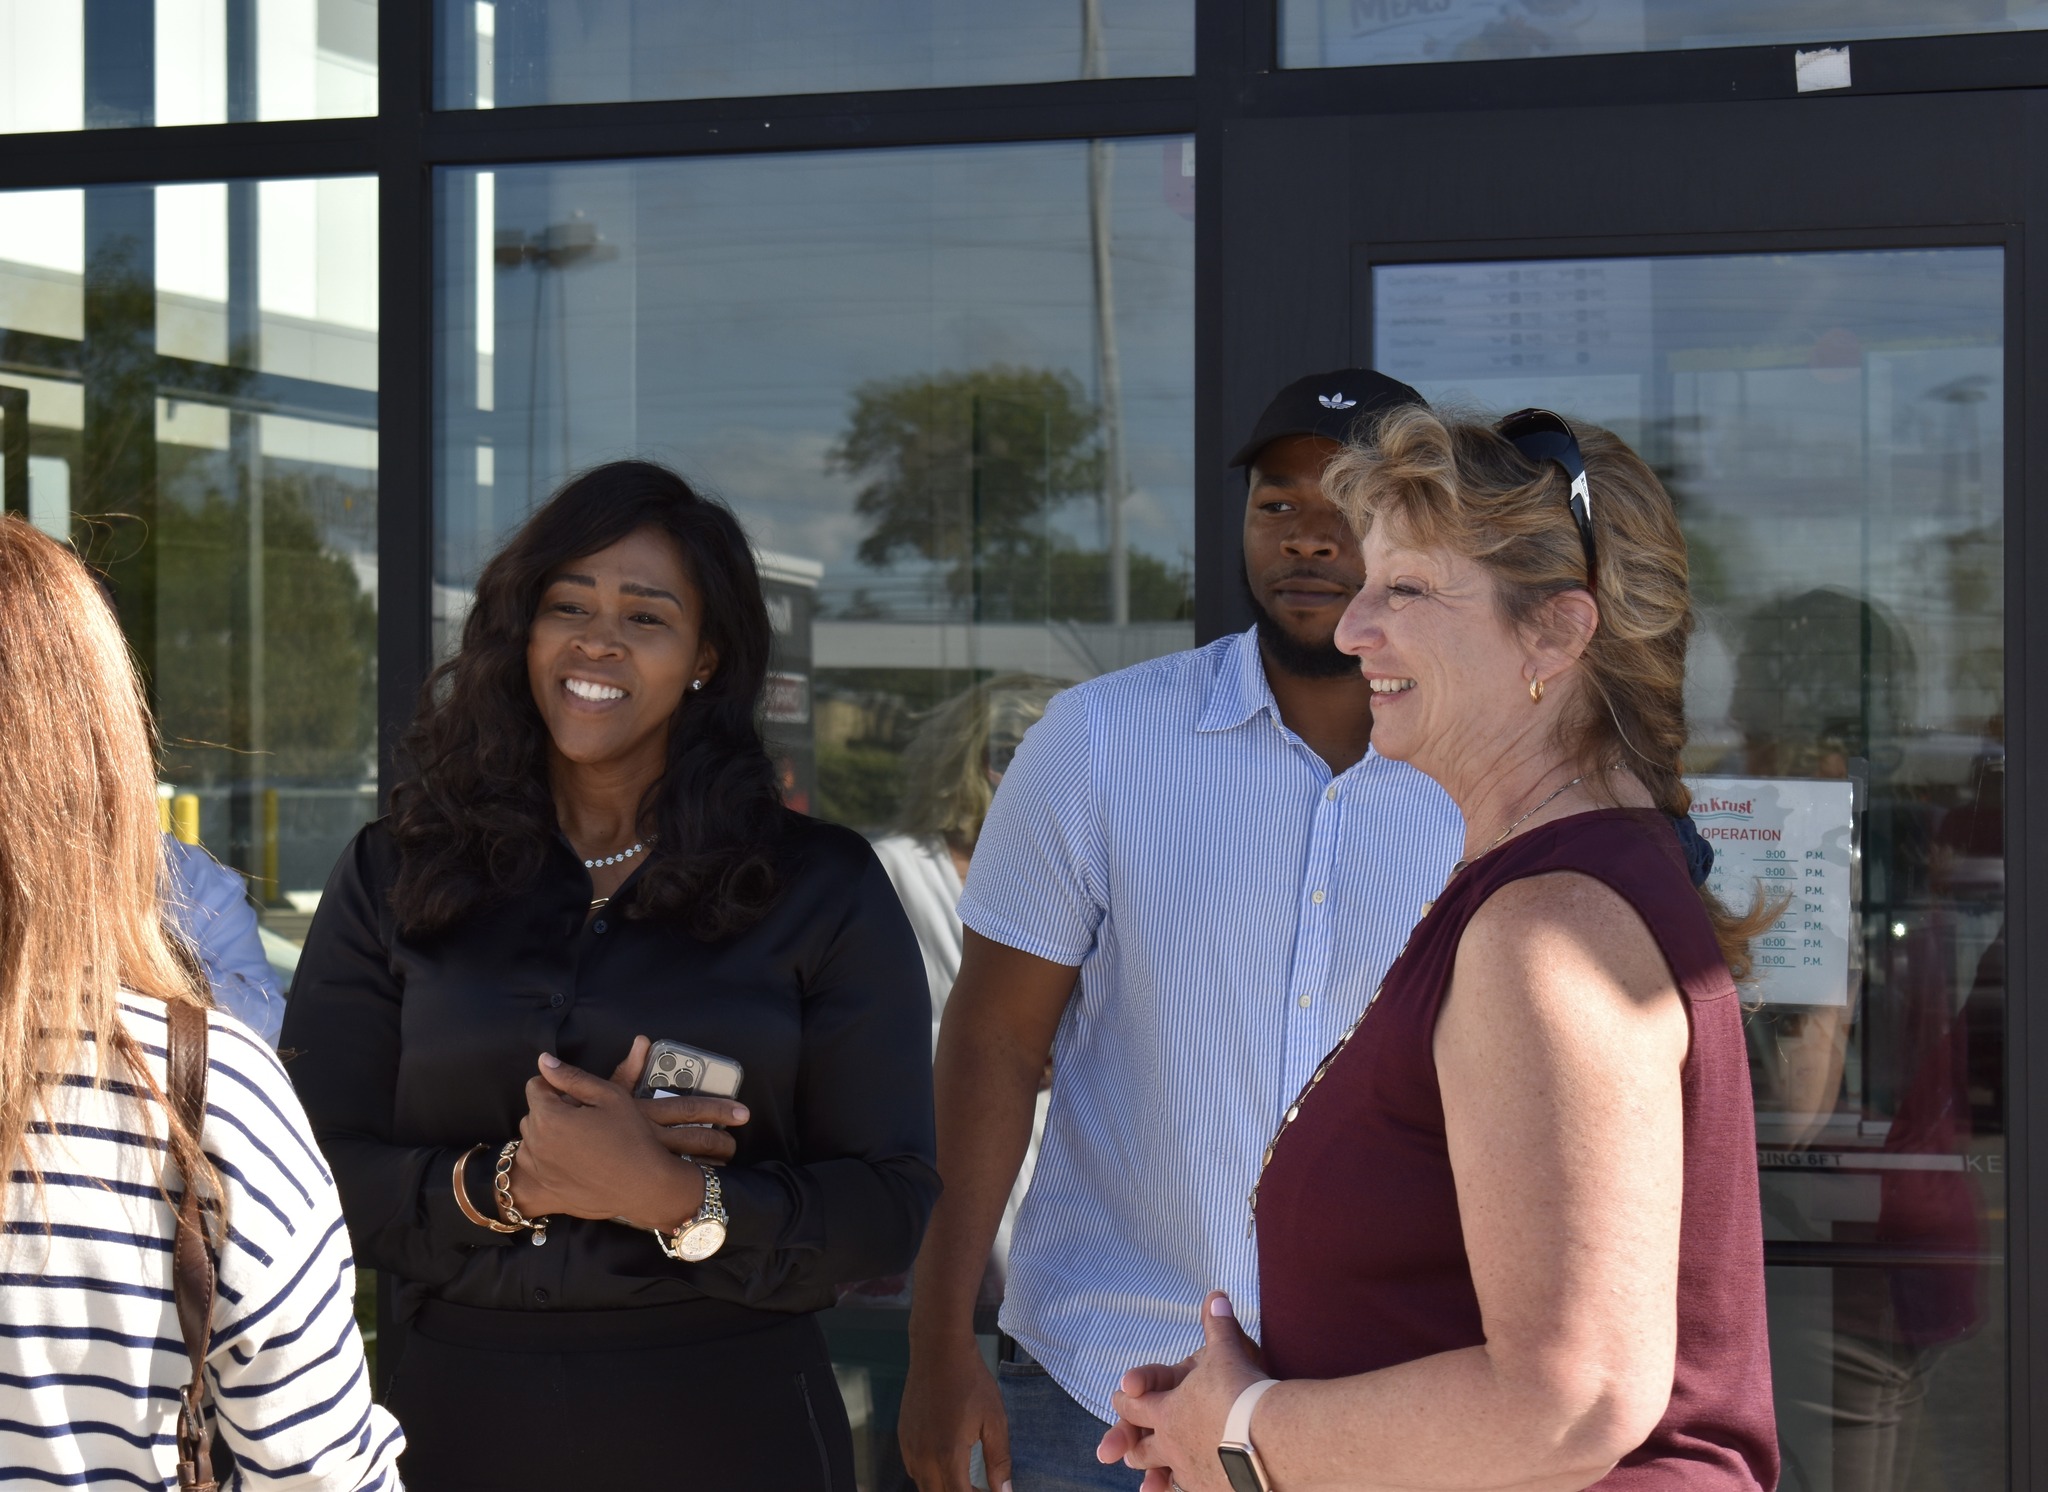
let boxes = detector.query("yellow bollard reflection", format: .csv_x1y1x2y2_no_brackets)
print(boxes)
171,793,200,846
261,788,280,904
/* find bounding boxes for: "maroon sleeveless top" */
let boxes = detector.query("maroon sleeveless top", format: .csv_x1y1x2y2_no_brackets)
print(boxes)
1256,809,1778,1489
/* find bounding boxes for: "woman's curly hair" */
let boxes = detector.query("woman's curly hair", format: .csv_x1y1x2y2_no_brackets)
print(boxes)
1324,404,1776,979
388,460,783,940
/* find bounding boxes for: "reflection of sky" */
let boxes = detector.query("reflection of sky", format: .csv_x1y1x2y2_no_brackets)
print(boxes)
1375,249,2004,752
440,139,1195,607
460,0,1191,107
1285,0,2048,68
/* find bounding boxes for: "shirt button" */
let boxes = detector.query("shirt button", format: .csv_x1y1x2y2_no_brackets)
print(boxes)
1325,784,1338,801
1311,890,1326,904
1298,994,1312,1008
534,1287,550,1305
593,919,608,934
549,993,564,1009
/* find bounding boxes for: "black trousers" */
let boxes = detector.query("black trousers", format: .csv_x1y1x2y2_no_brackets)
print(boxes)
388,1299,856,1491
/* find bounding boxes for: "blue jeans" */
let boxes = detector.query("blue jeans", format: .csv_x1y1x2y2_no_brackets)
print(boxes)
997,1351,1144,1492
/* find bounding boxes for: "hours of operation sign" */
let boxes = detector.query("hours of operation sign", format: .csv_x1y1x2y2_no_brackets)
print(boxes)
1684,776,1857,1006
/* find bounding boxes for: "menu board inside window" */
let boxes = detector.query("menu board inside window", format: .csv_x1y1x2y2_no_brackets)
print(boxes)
1686,776,1857,1008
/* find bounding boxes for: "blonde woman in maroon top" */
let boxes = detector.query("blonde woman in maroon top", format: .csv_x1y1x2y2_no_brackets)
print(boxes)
1097,406,1779,1492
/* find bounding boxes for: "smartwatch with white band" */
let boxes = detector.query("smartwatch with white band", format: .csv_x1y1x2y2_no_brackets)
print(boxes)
1216,1377,1280,1492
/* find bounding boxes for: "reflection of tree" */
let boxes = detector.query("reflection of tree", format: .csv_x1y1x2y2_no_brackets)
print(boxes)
51,234,269,688
36,237,377,788
830,365,1192,623
813,667,969,830
154,459,377,783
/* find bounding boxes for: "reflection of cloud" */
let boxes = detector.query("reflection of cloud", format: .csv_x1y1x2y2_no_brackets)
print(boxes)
1119,484,1186,555
640,426,864,573
654,427,847,506
633,422,1193,598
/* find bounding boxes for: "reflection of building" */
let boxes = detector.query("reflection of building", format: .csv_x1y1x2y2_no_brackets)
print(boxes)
813,618,1192,683
758,549,821,814
0,173,379,928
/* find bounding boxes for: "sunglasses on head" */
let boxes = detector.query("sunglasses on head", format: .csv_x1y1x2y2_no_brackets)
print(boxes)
1497,408,1597,595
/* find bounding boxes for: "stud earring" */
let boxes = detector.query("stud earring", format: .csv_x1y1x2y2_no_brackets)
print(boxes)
690,678,704,692
1529,677,1544,704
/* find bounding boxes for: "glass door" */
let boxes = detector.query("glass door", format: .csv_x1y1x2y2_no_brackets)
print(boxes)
1369,247,2007,1491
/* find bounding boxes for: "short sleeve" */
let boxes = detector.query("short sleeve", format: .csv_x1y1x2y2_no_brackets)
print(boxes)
956,685,1105,969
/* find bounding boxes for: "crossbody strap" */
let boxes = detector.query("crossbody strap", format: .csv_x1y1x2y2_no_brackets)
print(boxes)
165,1001,218,1492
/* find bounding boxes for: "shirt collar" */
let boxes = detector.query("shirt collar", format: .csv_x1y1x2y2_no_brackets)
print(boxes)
1195,624,1391,776
1196,626,1281,734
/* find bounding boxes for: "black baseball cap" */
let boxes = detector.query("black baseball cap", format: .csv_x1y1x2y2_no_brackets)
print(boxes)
1228,367,1426,470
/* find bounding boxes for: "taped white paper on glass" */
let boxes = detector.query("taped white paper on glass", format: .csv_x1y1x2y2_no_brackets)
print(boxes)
1794,46,1852,93
1686,776,1856,1006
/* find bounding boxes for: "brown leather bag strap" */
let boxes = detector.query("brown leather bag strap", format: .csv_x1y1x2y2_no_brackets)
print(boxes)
165,1000,218,1492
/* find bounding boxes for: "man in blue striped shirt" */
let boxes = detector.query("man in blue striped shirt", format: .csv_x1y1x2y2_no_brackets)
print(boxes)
900,370,1465,1492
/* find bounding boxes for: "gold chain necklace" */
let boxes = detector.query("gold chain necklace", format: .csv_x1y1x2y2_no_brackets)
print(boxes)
1447,768,1600,880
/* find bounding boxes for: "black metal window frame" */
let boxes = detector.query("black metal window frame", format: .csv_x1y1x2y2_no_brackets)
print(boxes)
2,1,2043,1475
1,4,2039,726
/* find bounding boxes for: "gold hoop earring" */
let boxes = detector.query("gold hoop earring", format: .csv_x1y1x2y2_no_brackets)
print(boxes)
1529,677,1545,704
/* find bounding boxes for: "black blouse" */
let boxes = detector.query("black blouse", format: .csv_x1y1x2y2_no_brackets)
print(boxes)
281,813,939,1324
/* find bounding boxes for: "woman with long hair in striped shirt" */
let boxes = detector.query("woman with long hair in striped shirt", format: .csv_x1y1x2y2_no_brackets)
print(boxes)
0,515,403,1489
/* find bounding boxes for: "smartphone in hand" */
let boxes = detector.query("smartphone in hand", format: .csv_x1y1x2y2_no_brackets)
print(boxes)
631,1038,744,1102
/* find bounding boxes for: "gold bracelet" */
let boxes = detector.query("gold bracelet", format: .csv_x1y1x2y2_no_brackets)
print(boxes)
494,1139,549,1246
451,1143,521,1234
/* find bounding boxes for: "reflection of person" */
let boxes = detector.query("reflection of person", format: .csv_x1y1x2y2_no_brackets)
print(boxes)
875,675,1065,1034
871,673,1064,1284
282,462,937,1491
1099,407,1778,1490
899,370,1464,1492
1730,588,1987,1492
162,834,287,1046
0,517,400,1488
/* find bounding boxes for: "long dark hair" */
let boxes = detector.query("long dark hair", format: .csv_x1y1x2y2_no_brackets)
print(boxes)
389,461,783,939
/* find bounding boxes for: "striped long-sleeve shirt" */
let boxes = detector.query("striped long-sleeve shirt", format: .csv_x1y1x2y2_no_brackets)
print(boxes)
0,996,404,1489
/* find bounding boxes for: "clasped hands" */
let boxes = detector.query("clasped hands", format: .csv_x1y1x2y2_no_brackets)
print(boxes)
1096,1291,1270,1492
503,1034,749,1235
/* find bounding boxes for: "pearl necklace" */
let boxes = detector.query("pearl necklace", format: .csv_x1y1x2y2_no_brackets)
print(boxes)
583,841,646,870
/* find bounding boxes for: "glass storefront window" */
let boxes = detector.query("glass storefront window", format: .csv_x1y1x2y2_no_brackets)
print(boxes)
1282,1,2047,70
1374,247,2006,1491
437,135,1191,1481
435,0,1191,109
435,138,1194,841
0,179,379,982
0,0,377,134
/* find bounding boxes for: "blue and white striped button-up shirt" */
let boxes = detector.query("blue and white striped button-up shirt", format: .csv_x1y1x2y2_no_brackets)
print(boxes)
958,626,1463,1421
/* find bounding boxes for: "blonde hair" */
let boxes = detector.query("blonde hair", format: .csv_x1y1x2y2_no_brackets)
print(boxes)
0,517,215,1221
1323,405,1774,978
894,674,1063,849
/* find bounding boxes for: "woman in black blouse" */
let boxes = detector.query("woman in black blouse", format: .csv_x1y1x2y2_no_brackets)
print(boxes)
282,461,937,1491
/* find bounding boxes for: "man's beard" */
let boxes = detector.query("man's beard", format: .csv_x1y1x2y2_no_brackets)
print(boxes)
1240,567,1360,680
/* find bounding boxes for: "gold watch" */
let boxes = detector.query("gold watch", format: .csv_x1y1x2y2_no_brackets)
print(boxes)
654,1163,728,1262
